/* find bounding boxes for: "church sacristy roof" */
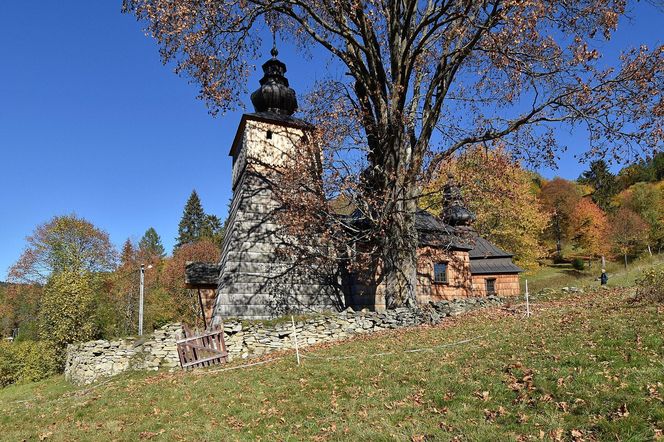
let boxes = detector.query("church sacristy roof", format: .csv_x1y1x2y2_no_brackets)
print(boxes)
468,235,523,274
185,262,221,288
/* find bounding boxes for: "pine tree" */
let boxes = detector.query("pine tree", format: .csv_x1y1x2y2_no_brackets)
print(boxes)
578,160,618,211
139,227,165,261
120,239,136,268
175,190,206,249
201,214,225,247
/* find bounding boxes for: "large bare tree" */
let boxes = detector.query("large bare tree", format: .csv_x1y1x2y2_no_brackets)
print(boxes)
123,0,663,307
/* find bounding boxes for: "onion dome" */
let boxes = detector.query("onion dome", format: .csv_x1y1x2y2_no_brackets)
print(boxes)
250,45,298,115
441,174,476,227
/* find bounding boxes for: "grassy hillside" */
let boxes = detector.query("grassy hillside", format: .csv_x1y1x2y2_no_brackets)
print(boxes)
522,254,664,294
1,284,663,441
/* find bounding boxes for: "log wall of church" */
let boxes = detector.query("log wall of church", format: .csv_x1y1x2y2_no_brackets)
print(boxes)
416,248,473,302
471,274,521,297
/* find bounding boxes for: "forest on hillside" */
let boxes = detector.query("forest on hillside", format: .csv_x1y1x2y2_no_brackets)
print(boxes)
424,150,664,270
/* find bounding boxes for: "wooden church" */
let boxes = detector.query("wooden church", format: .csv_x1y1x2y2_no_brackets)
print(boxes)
186,49,522,323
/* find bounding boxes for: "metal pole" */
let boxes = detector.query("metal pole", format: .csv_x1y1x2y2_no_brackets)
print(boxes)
139,264,145,336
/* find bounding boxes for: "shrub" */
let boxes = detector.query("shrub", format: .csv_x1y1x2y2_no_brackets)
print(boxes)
553,254,567,264
572,258,585,271
635,267,664,303
0,340,61,387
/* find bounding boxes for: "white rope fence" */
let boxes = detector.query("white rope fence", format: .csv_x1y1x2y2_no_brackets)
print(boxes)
12,292,538,406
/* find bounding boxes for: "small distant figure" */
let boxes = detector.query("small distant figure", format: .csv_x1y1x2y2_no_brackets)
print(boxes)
600,269,608,286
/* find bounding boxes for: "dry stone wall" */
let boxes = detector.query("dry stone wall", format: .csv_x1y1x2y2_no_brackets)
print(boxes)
221,296,504,360
64,323,184,385
64,296,504,385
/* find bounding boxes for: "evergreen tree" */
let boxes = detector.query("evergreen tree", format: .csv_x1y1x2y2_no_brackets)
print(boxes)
201,214,225,248
119,239,136,268
578,160,618,211
175,190,206,249
139,227,165,260
652,151,664,181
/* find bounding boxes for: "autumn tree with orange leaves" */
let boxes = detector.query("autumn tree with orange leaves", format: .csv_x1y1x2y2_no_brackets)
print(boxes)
124,0,664,307
155,239,221,328
538,178,583,258
569,198,610,258
610,207,649,268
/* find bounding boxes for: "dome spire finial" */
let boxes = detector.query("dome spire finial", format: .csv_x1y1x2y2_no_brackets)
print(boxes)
441,174,475,227
249,37,298,115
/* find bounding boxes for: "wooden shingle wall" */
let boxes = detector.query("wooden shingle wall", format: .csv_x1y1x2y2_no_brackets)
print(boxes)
415,248,473,302
471,274,520,297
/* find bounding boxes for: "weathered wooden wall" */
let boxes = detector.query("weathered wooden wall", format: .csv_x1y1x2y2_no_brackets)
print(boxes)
212,118,341,321
416,248,473,302
471,274,520,297
199,288,217,326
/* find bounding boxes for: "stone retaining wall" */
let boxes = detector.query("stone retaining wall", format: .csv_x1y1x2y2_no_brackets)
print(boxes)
64,296,504,385
64,323,184,385
222,296,504,360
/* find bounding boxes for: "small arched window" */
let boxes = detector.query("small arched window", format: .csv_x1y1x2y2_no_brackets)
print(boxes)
266,130,273,139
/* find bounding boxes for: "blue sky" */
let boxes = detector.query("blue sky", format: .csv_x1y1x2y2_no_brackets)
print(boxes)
0,2,661,278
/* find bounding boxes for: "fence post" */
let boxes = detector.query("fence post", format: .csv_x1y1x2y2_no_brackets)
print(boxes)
524,279,531,319
291,315,301,366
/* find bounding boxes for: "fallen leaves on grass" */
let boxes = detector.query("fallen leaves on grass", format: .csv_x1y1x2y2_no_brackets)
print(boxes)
474,390,491,401
614,403,629,418
647,383,663,402
139,429,165,439
483,406,507,422
226,416,245,430
570,428,586,441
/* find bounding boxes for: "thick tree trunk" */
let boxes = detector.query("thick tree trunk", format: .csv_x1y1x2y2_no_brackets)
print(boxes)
381,189,419,309
382,222,418,308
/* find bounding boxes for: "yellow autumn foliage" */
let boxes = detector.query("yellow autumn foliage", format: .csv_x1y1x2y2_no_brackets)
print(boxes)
38,270,97,357
422,147,550,269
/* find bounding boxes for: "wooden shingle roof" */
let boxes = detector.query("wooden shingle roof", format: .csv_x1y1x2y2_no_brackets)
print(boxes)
185,262,221,288
468,236,523,274
470,257,523,274
468,236,513,259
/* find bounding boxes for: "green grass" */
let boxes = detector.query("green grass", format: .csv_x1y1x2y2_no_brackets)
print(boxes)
1,287,663,441
522,254,664,294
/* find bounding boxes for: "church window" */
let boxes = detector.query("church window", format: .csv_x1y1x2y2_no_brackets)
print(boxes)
266,130,273,139
433,262,448,284
486,278,497,295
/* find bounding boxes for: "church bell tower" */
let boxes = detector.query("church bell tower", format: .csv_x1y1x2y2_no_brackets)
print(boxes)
211,47,340,322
